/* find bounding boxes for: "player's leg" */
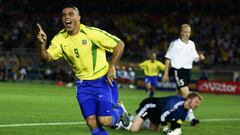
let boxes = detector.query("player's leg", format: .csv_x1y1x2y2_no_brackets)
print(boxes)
97,101,131,128
79,99,109,135
97,80,130,128
76,80,109,135
145,76,152,93
110,80,133,130
97,101,123,127
111,80,118,105
179,86,189,97
174,68,199,126
130,97,155,132
149,76,158,97
148,121,160,131
149,86,155,97
130,115,144,132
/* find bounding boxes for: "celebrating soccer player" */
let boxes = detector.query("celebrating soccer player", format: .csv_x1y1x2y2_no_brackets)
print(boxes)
36,5,130,135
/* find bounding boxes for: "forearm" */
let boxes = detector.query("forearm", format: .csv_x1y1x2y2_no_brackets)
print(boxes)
164,59,170,75
110,40,125,66
39,44,51,63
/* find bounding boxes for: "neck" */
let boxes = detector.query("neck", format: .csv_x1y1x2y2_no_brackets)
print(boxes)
68,24,80,35
180,38,188,44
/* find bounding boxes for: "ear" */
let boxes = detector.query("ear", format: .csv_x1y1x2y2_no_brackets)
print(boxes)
79,15,81,20
186,98,191,104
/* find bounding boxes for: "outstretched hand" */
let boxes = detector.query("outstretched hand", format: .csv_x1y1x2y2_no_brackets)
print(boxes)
36,23,47,45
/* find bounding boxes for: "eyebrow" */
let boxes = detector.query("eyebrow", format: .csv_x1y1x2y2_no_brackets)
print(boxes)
63,11,74,13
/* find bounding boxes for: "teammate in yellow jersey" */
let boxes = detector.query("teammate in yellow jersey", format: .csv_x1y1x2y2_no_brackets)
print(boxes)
139,52,165,97
36,5,130,135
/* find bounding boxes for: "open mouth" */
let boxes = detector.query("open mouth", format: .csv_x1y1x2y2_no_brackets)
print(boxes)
65,20,72,27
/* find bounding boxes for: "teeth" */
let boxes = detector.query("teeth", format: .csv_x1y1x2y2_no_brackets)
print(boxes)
66,20,71,24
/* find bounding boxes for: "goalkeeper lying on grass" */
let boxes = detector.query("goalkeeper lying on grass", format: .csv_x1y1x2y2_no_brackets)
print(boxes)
115,92,202,135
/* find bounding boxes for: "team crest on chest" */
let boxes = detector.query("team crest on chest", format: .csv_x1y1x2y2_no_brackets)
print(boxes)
82,39,87,45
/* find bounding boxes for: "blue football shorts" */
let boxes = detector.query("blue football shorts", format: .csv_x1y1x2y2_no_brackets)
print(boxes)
145,76,158,87
76,76,118,119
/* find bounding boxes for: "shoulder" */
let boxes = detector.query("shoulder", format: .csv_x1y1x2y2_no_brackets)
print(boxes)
168,95,185,102
141,60,149,64
169,39,180,49
175,96,185,101
171,39,180,44
189,40,195,46
82,24,104,33
53,29,68,39
146,60,152,63
156,60,163,64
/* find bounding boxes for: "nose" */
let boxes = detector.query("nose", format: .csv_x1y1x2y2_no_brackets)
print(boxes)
64,15,69,19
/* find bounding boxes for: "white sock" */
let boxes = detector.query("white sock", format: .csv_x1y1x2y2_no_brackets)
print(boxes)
187,109,195,121
130,115,135,122
143,119,150,129
121,121,133,130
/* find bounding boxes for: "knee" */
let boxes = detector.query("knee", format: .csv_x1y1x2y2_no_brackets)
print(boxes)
130,127,140,132
181,91,189,97
98,116,112,127
146,84,151,89
86,116,98,129
179,87,189,97
129,123,140,132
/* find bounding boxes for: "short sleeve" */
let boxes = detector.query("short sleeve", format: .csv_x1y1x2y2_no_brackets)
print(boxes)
47,36,63,60
139,61,147,69
158,61,165,71
165,42,174,60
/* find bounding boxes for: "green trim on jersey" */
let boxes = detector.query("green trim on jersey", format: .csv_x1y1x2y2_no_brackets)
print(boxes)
91,41,98,71
94,64,107,74
80,29,86,34
81,28,99,72
55,29,67,37
86,26,119,42
60,44,73,65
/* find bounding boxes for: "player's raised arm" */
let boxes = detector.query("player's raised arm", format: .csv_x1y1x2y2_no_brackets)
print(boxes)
36,23,51,62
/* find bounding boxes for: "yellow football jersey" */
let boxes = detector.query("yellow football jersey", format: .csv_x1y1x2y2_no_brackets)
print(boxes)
47,24,120,80
139,60,165,76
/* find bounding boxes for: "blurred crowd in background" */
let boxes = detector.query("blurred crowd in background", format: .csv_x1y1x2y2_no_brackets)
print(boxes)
0,0,240,83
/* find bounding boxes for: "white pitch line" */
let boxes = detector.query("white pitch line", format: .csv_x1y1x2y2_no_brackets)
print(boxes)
0,122,85,128
201,118,240,122
0,118,240,128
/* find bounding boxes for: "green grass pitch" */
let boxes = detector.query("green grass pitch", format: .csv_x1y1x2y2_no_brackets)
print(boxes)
0,82,240,135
